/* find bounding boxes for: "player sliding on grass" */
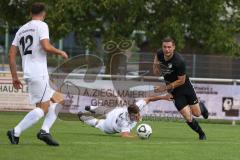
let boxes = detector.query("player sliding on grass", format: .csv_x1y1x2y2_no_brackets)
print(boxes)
78,94,172,138
7,2,68,146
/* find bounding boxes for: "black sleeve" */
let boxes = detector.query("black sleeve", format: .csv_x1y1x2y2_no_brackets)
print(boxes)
175,60,186,76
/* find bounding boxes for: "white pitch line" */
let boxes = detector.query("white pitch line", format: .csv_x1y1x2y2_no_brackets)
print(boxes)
71,141,240,145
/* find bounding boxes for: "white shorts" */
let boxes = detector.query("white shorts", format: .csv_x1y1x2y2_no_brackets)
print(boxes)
96,119,106,132
25,76,55,104
96,118,117,134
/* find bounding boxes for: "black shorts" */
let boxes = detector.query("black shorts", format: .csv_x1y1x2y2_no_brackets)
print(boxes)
172,86,198,111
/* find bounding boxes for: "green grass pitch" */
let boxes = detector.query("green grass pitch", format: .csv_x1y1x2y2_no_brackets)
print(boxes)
0,112,240,160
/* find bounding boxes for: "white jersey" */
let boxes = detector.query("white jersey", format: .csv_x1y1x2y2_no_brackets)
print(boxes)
12,20,49,78
96,99,147,134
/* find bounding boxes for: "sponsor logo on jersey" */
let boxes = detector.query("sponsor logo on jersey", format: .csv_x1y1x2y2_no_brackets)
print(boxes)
168,63,172,68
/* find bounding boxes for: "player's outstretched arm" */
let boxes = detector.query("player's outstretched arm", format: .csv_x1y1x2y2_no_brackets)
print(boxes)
144,94,173,104
9,45,23,89
120,132,136,138
41,39,68,60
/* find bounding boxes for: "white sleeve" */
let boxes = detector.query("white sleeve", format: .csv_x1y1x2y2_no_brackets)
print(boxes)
12,33,18,46
135,99,147,111
39,22,49,40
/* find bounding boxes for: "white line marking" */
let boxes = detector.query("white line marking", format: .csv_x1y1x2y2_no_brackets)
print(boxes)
71,141,240,145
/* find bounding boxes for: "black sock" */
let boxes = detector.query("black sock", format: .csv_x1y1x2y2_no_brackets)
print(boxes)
187,118,204,135
199,102,205,114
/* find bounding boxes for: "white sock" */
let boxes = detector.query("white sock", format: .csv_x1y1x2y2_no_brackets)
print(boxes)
90,106,98,110
14,108,44,137
85,118,98,127
41,103,62,133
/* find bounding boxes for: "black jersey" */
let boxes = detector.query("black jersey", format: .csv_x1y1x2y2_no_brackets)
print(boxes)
156,50,192,94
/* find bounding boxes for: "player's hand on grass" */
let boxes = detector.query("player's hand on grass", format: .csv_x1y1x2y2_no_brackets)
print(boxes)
12,78,23,89
121,132,136,138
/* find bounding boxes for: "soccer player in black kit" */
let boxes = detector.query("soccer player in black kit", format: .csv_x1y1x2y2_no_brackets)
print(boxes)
153,37,208,140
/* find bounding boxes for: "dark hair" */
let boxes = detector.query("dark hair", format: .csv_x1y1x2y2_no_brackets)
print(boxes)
31,2,46,15
128,104,140,114
162,36,175,45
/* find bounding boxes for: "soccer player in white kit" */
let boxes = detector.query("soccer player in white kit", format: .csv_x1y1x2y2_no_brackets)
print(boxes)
7,2,68,146
79,94,172,138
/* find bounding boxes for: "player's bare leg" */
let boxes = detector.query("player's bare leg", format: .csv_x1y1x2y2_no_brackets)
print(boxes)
190,103,209,119
190,104,201,117
180,106,206,140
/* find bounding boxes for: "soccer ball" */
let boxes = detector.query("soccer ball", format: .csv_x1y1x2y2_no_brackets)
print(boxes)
136,123,152,139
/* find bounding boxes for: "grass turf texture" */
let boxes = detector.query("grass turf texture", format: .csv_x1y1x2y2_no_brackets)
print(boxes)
0,112,240,160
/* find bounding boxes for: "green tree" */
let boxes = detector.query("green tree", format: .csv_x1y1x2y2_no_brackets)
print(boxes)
0,0,240,56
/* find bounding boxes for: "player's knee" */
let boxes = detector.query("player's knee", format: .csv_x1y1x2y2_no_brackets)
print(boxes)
36,101,50,113
181,111,192,122
180,106,192,121
57,99,65,105
51,92,65,105
192,111,201,117
191,105,201,117
185,116,193,122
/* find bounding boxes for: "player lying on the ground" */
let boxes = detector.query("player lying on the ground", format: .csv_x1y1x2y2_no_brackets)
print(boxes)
78,94,173,138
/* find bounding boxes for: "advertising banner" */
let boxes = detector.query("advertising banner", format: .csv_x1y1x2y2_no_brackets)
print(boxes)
0,77,34,111
1,75,240,120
